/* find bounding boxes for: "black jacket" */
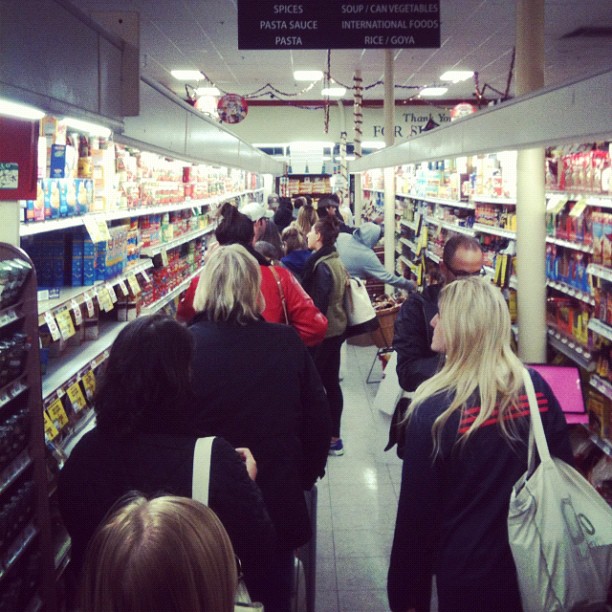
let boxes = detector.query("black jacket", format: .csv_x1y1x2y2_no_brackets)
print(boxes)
388,369,574,612
189,317,331,548
393,284,444,391
58,431,276,603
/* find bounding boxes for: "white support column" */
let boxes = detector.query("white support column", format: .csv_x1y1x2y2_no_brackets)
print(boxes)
515,0,546,362
353,70,363,226
383,50,396,293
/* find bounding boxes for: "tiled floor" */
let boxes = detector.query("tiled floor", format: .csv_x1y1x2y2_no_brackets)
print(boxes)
314,342,404,612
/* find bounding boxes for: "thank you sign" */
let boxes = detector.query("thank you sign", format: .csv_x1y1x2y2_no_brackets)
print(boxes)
238,1,440,49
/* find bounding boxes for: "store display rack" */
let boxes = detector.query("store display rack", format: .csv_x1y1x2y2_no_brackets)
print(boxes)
0,244,55,612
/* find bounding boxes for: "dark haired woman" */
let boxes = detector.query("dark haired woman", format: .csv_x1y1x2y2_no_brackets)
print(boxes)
57,315,276,607
302,216,348,456
177,202,327,348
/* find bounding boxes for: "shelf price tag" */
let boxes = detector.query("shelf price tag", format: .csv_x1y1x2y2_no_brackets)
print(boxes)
84,292,95,317
66,381,88,412
47,397,69,430
43,410,60,441
117,279,129,297
83,215,112,243
55,309,76,341
96,286,114,312
127,274,141,295
44,311,62,341
106,284,118,304
70,299,83,326
81,370,96,401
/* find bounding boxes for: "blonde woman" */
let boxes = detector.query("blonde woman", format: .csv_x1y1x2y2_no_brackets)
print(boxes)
388,277,573,612
190,244,331,612
81,495,237,612
294,200,317,237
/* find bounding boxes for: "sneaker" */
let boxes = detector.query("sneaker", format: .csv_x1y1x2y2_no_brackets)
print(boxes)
329,439,344,456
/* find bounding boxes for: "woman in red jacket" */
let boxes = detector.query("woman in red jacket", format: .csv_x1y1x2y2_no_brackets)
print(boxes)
177,203,327,347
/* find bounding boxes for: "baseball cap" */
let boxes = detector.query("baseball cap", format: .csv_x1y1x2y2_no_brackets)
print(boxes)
240,201,273,222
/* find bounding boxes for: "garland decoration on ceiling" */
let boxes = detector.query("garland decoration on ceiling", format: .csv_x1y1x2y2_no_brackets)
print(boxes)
353,72,363,158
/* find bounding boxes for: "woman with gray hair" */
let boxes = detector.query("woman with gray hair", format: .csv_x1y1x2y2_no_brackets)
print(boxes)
189,243,331,612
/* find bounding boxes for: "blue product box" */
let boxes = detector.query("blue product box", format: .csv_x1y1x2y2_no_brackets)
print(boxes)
50,144,67,179
58,179,68,217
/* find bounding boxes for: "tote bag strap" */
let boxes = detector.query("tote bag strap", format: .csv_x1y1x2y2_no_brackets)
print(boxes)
521,368,551,474
270,266,289,324
192,436,215,506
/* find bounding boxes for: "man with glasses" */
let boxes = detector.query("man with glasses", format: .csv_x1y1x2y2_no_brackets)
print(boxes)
394,235,484,393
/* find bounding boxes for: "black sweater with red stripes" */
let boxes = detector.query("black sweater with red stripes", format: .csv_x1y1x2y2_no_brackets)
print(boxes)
388,368,574,612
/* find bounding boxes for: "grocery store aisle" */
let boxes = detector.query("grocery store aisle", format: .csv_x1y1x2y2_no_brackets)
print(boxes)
314,342,404,612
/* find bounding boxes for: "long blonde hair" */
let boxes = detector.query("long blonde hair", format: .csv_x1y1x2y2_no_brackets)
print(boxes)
295,203,317,236
81,494,237,612
193,244,264,324
407,277,525,454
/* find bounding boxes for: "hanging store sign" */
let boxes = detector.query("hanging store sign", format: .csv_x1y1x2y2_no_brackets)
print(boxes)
238,1,440,50
217,94,249,124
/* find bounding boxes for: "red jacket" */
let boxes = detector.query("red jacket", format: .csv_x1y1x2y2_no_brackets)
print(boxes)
177,265,328,347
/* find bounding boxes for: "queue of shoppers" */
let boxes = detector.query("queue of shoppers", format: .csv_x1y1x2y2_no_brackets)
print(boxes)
57,195,582,612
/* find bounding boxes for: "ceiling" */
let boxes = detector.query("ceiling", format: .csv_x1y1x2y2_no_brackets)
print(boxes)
67,0,611,106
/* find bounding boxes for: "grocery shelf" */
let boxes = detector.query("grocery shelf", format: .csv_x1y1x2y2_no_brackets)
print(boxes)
0,523,39,583
415,195,475,210
424,216,476,237
0,450,32,498
587,263,612,283
61,410,97,459
141,265,204,316
37,259,154,324
545,236,593,254
19,191,256,237
590,375,612,402
581,425,612,458
42,321,127,400
399,237,417,252
472,223,516,239
400,219,418,231
546,327,595,371
140,225,214,257
588,318,612,343
471,196,516,205
546,280,594,305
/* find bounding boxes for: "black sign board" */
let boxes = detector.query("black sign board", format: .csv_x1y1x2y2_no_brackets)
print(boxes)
238,1,440,50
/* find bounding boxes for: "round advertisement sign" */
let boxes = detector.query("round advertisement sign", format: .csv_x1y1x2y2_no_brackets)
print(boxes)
217,94,248,124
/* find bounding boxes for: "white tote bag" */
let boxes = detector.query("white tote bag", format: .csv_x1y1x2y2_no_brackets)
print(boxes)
508,369,612,611
192,437,264,611
343,276,379,337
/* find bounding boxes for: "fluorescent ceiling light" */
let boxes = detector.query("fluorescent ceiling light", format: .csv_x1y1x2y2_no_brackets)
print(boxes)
294,70,324,81
195,87,220,97
0,99,45,120
289,141,334,149
61,117,111,138
171,69,203,81
440,70,474,83
419,87,449,97
321,87,346,97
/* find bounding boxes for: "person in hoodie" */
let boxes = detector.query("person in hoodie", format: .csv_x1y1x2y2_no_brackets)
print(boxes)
280,226,311,283
336,222,415,291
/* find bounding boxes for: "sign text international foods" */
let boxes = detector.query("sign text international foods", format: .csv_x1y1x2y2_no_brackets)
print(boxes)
238,1,440,50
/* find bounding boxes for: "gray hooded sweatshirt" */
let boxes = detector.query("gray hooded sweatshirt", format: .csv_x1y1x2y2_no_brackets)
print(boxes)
336,222,415,290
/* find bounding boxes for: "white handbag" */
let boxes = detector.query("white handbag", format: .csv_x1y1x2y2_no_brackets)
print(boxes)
343,276,379,337
508,369,612,611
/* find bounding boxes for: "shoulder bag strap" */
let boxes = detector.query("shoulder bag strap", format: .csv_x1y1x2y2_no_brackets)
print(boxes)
521,368,552,476
192,436,215,505
269,266,289,324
